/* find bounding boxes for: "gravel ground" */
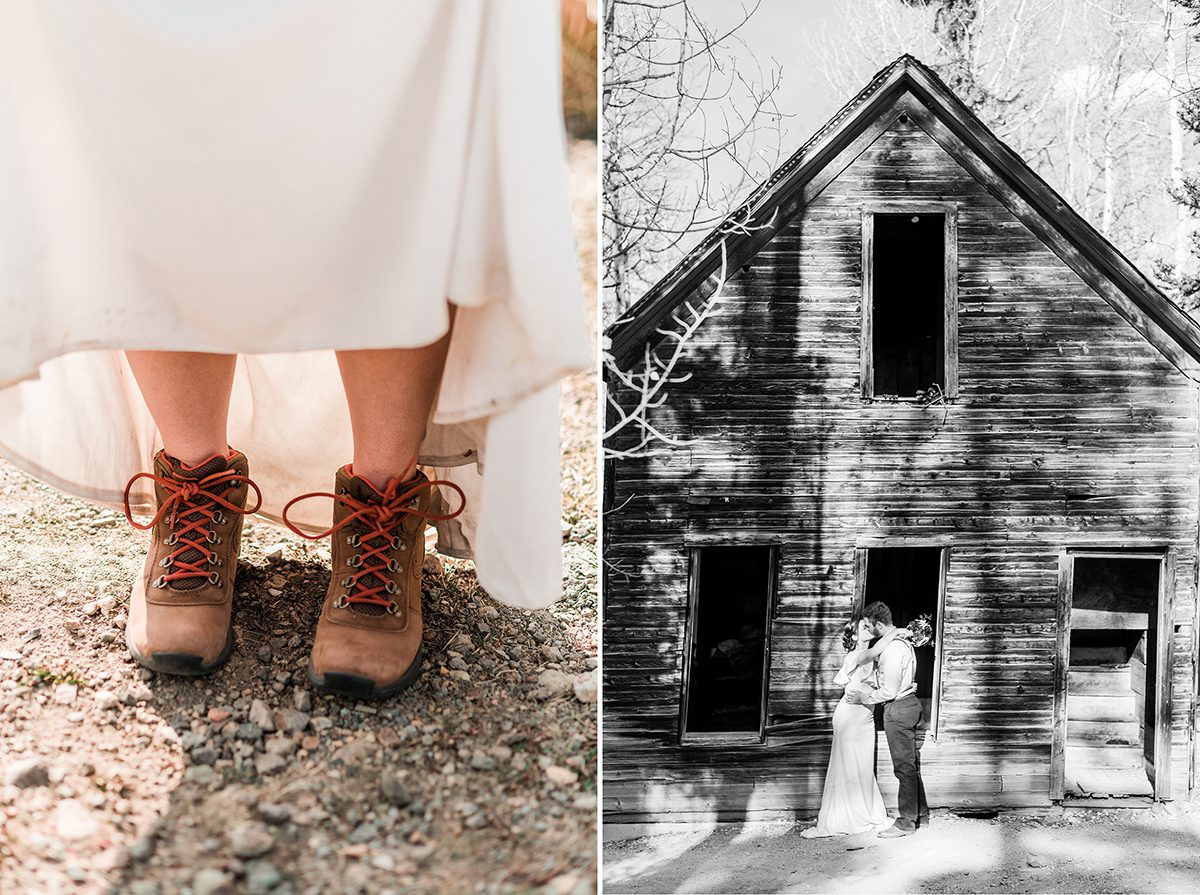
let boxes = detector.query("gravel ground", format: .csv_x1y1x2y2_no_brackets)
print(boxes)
604,807,1200,894
0,140,598,895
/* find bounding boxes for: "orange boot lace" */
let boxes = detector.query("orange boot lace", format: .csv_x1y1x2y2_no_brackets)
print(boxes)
281,470,465,616
123,463,263,590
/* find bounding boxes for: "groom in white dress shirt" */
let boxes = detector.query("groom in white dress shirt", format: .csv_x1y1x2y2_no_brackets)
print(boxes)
846,600,929,838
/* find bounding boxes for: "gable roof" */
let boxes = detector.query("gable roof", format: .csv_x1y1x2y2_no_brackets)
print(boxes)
606,54,1200,376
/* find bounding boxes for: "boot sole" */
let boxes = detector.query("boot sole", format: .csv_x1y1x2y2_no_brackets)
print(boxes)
125,623,234,677
307,644,424,701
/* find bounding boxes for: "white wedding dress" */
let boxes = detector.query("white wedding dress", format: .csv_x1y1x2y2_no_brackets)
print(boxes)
0,1,590,610
802,651,890,837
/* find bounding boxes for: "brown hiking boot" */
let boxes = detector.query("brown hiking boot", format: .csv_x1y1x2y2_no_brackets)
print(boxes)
123,450,262,675
284,466,464,700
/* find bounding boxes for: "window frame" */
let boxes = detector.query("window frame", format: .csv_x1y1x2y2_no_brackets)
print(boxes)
853,542,950,741
679,543,779,747
860,203,959,401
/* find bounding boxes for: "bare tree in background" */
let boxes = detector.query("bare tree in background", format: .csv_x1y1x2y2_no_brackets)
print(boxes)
816,0,1198,310
1158,0,1200,307
603,0,783,319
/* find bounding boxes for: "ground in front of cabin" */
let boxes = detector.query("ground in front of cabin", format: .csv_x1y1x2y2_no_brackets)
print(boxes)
604,807,1200,894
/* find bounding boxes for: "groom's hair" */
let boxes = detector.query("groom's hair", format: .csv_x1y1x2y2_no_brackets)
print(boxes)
862,601,893,626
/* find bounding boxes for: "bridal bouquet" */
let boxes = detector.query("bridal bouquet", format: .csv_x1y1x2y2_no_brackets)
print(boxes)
905,613,934,648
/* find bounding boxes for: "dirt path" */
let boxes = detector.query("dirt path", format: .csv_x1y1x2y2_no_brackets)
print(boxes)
0,144,598,895
603,808,1200,894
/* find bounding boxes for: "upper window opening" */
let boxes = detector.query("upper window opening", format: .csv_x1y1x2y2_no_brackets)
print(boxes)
871,213,945,397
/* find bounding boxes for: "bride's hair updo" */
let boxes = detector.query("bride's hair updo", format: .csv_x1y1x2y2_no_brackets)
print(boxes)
841,618,860,652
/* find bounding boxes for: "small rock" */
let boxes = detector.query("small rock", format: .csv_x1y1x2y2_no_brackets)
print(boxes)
545,873,582,895
20,628,40,644
535,669,574,697
128,831,157,862
229,822,275,858
1027,856,1048,868
236,722,264,741
184,765,217,786
53,682,78,705
66,710,85,723
193,868,234,895
82,602,100,617
273,708,309,733
309,716,333,732
470,751,495,771
376,726,401,748
544,765,579,787
98,845,132,871
207,707,232,723
3,757,50,788
55,798,98,840
130,683,154,703
332,738,371,766
247,860,283,893
257,803,291,825
248,699,276,732
264,543,287,562
380,769,411,806
300,735,319,752
572,670,598,704
191,747,219,767
540,644,564,663
0,649,21,661
94,690,120,711
257,644,273,663
292,687,312,712
129,882,161,895
264,736,296,757
255,754,288,776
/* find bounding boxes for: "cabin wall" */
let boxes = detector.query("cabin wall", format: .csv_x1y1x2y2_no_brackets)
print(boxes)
603,115,1200,822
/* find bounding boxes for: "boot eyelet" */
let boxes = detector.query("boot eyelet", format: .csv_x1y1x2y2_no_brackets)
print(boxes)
159,556,173,568
212,511,225,525
349,554,363,568
207,530,219,544
387,559,400,572
334,595,349,609
385,580,397,595
209,572,221,586
153,575,167,588
164,533,178,546
408,499,419,509
386,601,399,615
208,550,222,566
390,537,402,550
347,534,360,547
342,576,353,587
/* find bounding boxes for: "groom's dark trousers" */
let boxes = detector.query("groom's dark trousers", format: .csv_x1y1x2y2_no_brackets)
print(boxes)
883,694,928,831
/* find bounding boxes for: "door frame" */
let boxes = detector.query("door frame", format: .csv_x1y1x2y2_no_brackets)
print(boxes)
852,542,950,740
1051,548,1175,801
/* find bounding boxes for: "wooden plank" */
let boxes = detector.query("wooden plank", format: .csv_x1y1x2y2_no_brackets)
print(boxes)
1067,695,1136,723
1051,552,1071,799
1156,551,1176,799
1071,609,1150,630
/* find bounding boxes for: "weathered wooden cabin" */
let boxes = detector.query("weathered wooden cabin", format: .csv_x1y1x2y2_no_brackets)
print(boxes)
602,56,1200,824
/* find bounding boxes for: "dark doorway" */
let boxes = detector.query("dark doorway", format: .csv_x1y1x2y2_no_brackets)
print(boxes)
1065,556,1162,801
862,546,944,724
681,546,774,741
872,213,945,397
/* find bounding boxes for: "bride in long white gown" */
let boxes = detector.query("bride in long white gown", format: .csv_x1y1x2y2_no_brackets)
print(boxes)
801,619,898,838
